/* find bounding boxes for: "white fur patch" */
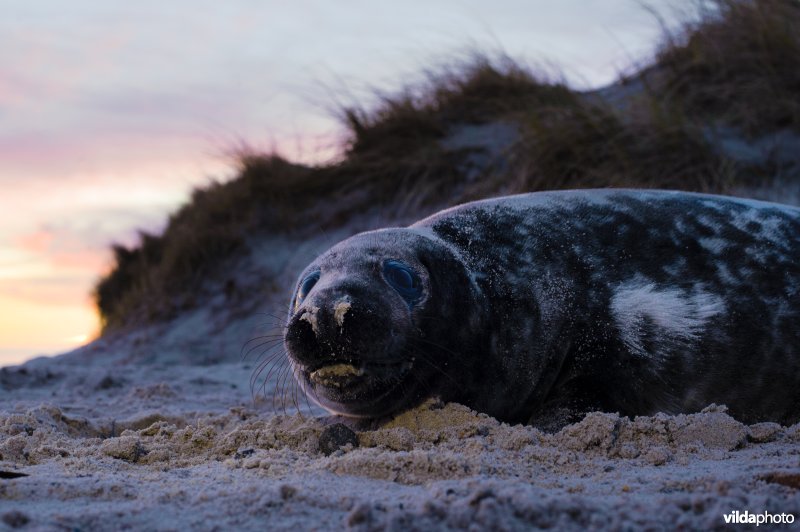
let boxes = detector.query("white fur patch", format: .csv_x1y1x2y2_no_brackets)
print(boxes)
610,280,725,360
698,237,729,254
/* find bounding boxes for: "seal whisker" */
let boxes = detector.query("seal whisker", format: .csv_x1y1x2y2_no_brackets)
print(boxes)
407,348,458,387
249,347,288,376
284,361,299,416
253,311,288,325
251,350,289,400
402,358,434,396
249,354,272,395
300,373,316,417
292,365,307,418
288,367,300,418
411,336,461,360
241,337,285,361
408,340,462,385
267,359,286,413
296,361,323,412
274,359,293,414
292,364,316,419
247,337,284,354
289,365,303,418
243,333,285,345
276,358,295,416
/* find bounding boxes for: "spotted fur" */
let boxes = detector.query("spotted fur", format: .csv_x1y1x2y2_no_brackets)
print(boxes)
285,190,800,429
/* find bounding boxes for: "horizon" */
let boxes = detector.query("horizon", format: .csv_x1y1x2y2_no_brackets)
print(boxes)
0,1,690,366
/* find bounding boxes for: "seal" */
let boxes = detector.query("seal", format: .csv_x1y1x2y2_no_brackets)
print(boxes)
283,189,800,429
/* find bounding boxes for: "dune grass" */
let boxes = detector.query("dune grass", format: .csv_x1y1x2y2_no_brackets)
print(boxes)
651,0,800,135
94,0,796,331
479,89,730,197
94,157,310,327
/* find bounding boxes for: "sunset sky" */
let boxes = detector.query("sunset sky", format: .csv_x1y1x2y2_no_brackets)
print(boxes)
0,1,688,365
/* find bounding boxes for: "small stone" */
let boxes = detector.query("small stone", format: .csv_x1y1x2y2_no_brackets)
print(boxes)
279,484,297,500
346,502,373,527
2,510,30,528
423,499,447,518
235,448,255,459
95,375,121,390
319,423,359,456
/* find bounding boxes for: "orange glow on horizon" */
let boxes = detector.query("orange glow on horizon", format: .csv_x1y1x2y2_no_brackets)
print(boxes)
0,292,99,366
65,333,90,344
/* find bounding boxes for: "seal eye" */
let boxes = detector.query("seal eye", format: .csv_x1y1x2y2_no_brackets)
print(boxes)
383,260,422,303
296,271,320,306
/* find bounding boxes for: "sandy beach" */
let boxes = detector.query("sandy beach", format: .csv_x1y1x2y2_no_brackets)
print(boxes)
1,331,799,530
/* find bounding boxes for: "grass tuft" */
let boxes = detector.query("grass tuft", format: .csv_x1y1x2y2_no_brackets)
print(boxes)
502,95,731,195
94,155,310,328
652,0,800,134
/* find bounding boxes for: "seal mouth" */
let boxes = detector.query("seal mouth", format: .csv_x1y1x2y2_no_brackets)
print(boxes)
300,359,416,416
309,363,365,389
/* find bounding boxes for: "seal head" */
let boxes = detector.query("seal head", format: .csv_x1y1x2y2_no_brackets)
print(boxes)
284,229,481,418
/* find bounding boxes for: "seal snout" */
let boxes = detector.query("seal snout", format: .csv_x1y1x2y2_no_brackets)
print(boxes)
286,284,396,370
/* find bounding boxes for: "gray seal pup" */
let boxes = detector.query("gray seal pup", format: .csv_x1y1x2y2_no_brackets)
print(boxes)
283,189,800,429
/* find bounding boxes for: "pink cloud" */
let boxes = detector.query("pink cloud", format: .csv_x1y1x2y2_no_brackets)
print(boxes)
15,230,54,254
13,226,110,274
0,275,96,307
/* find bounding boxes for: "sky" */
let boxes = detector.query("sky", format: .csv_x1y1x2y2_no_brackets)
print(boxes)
0,0,689,366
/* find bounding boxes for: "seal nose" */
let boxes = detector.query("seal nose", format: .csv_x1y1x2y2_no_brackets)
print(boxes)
285,292,357,365
294,295,350,339
285,287,393,368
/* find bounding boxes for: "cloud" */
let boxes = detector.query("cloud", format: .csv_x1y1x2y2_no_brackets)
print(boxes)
0,203,183,310
15,230,53,255
0,274,96,307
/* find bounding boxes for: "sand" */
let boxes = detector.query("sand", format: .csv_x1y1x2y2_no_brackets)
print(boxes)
1,337,799,532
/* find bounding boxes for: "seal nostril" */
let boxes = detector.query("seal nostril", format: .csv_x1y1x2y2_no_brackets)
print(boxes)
285,308,328,369
299,305,321,336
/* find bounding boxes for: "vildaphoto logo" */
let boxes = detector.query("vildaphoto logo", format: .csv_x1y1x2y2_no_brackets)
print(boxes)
723,510,795,526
